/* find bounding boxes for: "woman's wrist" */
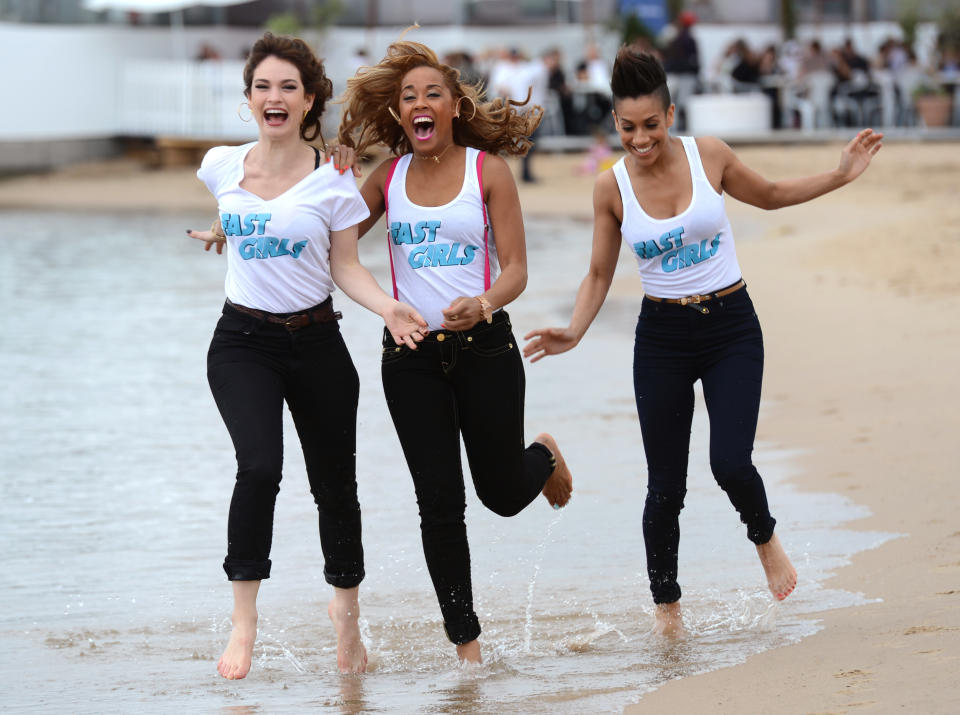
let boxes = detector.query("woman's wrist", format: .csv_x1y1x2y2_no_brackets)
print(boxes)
475,295,493,324
377,297,398,320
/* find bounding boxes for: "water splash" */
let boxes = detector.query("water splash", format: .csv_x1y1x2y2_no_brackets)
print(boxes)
522,509,564,653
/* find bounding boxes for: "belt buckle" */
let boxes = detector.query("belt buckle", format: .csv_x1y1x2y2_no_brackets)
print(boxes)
680,294,710,314
283,315,302,331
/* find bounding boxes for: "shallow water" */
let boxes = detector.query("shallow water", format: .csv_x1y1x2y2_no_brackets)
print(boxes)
0,211,893,713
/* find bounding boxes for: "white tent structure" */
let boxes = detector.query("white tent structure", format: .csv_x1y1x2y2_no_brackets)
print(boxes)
82,0,256,56
82,0,259,140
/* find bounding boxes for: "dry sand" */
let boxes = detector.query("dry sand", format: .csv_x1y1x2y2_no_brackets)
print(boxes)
2,141,958,713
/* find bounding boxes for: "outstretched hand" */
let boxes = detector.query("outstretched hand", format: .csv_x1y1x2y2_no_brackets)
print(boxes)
522,327,579,363
186,227,225,254
837,128,883,184
385,301,429,349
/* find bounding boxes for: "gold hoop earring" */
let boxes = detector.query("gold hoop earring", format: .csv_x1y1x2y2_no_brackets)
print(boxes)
237,101,252,122
388,106,402,124
301,108,309,125
456,96,477,122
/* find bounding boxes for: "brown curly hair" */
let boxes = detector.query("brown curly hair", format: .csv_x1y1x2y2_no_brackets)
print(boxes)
242,32,332,143
338,40,543,157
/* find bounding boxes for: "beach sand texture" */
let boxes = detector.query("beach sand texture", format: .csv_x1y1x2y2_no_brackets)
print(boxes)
2,140,958,713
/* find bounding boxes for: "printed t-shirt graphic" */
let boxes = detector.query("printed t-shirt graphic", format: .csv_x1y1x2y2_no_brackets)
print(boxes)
197,142,370,313
385,147,498,330
613,136,742,298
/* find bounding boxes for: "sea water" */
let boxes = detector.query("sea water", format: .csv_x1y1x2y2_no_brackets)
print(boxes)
0,211,893,713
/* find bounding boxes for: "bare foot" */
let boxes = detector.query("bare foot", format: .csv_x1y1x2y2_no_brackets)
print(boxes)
756,532,798,601
328,589,368,674
456,639,482,664
652,602,686,637
535,432,573,508
218,612,257,680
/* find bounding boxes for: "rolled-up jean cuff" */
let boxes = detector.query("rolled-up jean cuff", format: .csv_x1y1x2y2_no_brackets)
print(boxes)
528,440,555,472
748,516,777,546
443,615,482,645
651,583,682,605
224,557,271,581
324,567,365,589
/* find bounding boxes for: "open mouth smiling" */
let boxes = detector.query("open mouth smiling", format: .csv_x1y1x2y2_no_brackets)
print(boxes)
413,115,435,141
264,108,289,126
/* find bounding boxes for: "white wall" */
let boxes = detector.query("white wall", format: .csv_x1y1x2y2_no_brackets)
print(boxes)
0,23,260,141
0,20,942,143
0,22,615,142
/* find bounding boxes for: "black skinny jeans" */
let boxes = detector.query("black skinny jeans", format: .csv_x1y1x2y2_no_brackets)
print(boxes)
207,301,364,588
633,286,776,604
380,311,553,645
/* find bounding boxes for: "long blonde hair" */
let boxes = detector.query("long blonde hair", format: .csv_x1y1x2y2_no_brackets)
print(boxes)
338,40,543,157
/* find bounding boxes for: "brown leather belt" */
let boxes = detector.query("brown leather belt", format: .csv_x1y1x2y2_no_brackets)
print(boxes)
226,298,342,331
645,279,746,306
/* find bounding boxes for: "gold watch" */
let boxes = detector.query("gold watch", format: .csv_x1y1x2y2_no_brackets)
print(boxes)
475,295,493,324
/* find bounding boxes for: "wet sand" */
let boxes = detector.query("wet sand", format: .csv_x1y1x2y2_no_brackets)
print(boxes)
2,141,959,712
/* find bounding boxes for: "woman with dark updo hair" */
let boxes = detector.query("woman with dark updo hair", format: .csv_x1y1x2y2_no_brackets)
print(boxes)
187,32,427,679
525,47,882,636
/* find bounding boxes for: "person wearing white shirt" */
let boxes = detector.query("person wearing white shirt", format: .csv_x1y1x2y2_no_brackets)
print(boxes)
188,32,426,681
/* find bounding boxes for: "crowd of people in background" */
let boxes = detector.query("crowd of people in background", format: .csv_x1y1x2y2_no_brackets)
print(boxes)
431,12,957,140
194,15,958,151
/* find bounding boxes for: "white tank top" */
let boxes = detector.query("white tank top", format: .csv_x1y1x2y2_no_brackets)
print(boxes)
613,136,742,298
385,147,499,330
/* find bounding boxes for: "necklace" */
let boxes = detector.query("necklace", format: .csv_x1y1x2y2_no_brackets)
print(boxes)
415,142,455,164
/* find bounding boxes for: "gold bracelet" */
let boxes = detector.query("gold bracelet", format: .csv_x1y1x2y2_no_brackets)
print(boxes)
210,218,226,241
475,295,493,324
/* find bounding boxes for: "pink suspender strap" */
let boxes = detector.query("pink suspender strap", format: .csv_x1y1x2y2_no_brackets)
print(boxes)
383,157,402,300
476,150,491,291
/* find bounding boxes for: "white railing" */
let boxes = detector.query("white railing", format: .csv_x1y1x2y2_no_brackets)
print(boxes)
119,59,256,140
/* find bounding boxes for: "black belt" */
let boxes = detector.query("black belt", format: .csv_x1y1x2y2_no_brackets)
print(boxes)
225,298,342,331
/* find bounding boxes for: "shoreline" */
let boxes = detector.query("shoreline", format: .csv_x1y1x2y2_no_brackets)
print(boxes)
3,142,958,713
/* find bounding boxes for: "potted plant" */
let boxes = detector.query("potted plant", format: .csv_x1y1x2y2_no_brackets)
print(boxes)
913,82,952,126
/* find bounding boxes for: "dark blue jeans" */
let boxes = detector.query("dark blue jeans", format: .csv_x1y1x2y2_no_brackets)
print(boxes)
380,310,553,645
633,286,776,604
207,301,364,588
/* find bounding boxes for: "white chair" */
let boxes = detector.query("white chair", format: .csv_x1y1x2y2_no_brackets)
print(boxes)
797,70,836,128
894,67,928,126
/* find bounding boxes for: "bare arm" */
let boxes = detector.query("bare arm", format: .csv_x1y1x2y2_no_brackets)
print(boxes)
522,170,623,362
356,158,393,239
441,154,529,331
329,225,427,347
706,129,883,210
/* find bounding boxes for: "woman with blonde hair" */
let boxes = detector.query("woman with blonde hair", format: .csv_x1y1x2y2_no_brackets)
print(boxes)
339,39,574,663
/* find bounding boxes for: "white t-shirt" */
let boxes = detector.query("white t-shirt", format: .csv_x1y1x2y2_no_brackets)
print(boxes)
385,147,498,330
197,142,370,313
613,136,742,298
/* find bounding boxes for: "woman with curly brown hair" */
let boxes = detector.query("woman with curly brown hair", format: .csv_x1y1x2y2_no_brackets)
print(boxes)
188,32,426,679
339,39,574,664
